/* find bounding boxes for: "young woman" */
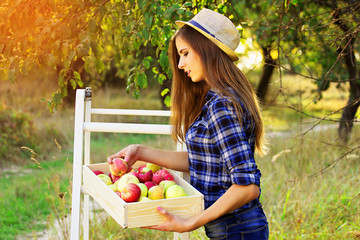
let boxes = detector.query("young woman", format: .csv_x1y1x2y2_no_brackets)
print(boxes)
108,8,269,239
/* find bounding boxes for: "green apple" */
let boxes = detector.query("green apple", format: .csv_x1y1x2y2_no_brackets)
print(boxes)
137,183,148,197
138,196,152,202
159,180,176,193
146,163,162,173
97,174,112,185
148,186,164,200
109,183,117,192
165,185,188,199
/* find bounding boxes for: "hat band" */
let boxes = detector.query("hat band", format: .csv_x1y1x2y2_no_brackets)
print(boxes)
188,19,221,42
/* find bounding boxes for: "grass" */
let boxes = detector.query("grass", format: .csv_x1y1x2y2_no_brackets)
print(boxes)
1,73,360,239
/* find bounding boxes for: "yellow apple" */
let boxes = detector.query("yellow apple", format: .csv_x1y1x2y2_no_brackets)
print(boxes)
146,163,162,173
148,186,164,200
138,196,152,202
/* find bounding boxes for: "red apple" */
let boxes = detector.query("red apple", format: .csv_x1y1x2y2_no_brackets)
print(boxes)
115,191,121,198
152,169,174,184
109,172,121,183
137,167,153,183
93,170,104,175
108,158,128,177
144,181,157,190
121,183,141,202
137,164,147,173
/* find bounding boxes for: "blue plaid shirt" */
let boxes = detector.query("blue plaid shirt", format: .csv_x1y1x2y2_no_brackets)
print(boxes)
186,89,261,211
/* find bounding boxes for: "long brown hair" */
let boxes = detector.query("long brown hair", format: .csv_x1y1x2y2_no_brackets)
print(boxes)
169,25,266,156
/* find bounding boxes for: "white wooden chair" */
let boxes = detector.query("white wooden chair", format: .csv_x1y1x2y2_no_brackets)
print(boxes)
69,88,190,240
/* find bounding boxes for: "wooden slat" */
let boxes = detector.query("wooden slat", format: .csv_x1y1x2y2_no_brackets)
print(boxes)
91,108,171,117
83,122,172,135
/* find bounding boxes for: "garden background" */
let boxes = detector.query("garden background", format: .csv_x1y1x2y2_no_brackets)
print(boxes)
0,1,359,239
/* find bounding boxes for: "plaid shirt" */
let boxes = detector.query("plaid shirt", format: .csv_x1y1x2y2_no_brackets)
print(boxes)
186,89,261,211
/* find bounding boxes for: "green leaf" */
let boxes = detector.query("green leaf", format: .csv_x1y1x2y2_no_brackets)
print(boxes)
58,69,66,87
159,50,168,70
141,29,149,40
95,59,105,73
52,92,62,108
142,56,153,69
145,13,153,28
136,72,148,89
163,95,171,108
73,71,83,87
138,0,146,11
158,73,166,84
152,67,159,74
182,2,193,8
160,88,169,96
69,79,77,89
132,89,140,99
90,42,103,59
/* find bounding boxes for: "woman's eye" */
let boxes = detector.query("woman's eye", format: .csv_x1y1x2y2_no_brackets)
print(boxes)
184,52,188,56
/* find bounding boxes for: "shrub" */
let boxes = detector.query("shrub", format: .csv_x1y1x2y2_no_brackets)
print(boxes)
0,103,38,165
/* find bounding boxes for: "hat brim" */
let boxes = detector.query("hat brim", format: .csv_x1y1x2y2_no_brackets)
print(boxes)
175,20,239,62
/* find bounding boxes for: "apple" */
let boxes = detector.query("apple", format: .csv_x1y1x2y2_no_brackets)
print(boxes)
115,191,121,198
165,185,188,199
137,164,147,173
152,169,175,184
144,181,157,190
117,173,140,192
121,183,141,202
159,180,176,193
137,183,148,197
148,185,164,200
146,163,162,173
109,183,117,192
108,158,128,177
137,167,153,183
97,174,112,185
128,171,139,178
138,196,152,202
93,170,104,175
109,172,121,183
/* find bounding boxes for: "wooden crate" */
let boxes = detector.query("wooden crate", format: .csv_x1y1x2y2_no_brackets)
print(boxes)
82,162,204,228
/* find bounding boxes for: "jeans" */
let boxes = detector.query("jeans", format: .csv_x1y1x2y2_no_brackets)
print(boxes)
204,203,269,240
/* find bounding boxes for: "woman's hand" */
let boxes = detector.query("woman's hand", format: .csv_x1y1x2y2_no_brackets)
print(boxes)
143,207,194,233
107,144,141,168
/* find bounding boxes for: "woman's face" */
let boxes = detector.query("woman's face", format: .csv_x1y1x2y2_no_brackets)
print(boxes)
175,36,205,82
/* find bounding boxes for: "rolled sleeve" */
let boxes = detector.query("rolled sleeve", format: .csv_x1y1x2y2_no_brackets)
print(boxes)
208,99,261,187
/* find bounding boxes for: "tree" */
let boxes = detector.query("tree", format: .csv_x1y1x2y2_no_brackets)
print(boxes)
230,0,359,143
1,0,359,143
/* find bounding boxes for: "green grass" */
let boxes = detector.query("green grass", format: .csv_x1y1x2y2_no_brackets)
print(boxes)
0,156,71,240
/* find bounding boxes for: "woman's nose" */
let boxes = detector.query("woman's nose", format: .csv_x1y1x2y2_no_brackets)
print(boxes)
178,58,184,69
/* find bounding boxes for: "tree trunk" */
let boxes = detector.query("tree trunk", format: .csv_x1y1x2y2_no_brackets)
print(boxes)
256,45,276,104
333,8,360,143
338,51,360,142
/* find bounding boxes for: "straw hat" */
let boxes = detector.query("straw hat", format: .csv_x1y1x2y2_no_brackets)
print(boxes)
176,8,240,62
